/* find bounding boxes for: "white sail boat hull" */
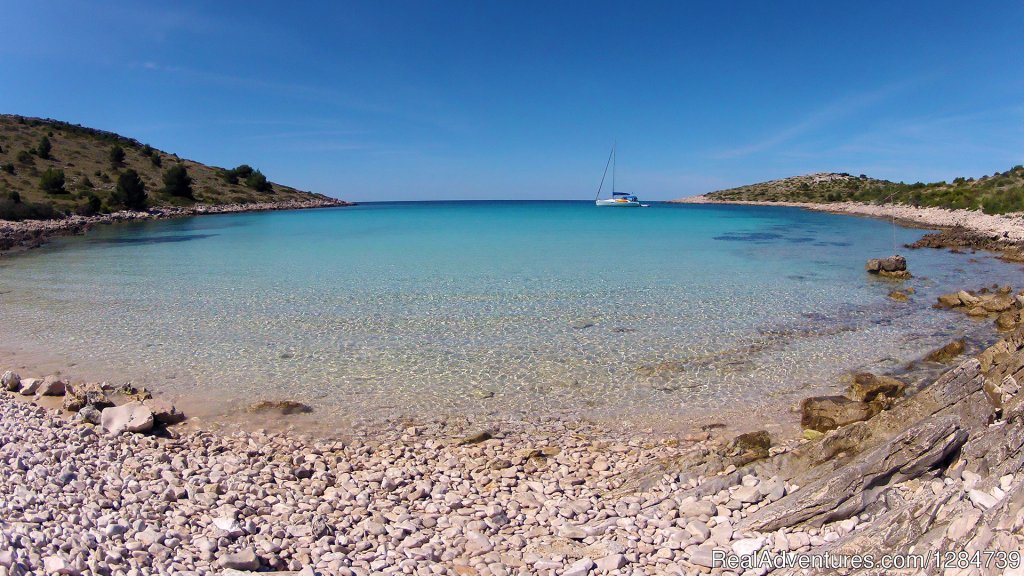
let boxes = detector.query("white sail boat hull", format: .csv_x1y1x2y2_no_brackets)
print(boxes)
594,145,646,207
595,198,641,207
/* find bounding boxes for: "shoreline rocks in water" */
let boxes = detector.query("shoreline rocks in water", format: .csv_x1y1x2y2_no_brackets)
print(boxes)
0,198,352,255
908,225,1024,262
4,327,1024,574
674,197,1024,254
935,284,1024,333
865,254,911,279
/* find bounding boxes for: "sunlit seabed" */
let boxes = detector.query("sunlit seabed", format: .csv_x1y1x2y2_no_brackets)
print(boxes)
0,201,1020,428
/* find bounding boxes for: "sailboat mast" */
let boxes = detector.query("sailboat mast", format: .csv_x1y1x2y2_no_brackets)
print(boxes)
612,143,616,194
595,147,615,201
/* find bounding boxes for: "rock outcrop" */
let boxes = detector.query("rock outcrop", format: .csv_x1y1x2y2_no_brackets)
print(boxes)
739,328,1024,572
865,255,911,279
743,414,968,531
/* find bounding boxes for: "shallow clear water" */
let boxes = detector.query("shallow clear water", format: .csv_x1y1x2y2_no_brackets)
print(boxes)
1,201,1021,427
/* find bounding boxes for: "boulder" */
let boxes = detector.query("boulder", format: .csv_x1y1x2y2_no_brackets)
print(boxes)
866,255,907,273
957,290,981,307
980,295,1014,312
725,430,772,465
101,402,154,435
866,255,911,278
1,370,20,392
965,306,990,317
18,378,41,396
458,429,495,445
936,293,963,308
62,382,113,412
77,405,102,425
35,376,66,397
217,548,260,571
924,338,966,363
144,398,185,424
996,310,1023,331
849,373,906,403
801,396,875,433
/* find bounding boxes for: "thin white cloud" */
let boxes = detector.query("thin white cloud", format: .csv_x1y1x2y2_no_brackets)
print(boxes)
709,79,919,159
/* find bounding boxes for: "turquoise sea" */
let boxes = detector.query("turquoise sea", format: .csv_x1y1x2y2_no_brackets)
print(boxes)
1,201,1020,428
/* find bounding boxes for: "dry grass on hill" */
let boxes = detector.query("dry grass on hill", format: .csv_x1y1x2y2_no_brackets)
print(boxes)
0,114,336,220
691,167,1024,215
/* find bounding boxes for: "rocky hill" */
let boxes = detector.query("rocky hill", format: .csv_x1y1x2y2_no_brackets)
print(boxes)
0,115,342,220
678,166,1024,215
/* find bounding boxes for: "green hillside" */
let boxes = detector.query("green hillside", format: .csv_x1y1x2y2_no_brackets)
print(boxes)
689,167,1024,215
0,114,339,220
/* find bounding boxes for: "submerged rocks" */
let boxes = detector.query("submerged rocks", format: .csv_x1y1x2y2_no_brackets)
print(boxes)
246,399,313,415
887,289,910,302
865,255,911,279
801,396,875,433
635,361,687,379
100,402,154,435
935,286,1024,331
924,338,966,363
849,372,906,403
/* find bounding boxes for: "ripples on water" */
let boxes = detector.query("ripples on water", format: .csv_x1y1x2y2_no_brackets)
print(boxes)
0,201,1020,428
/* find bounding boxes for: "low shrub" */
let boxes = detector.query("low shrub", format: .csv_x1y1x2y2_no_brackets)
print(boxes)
39,168,66,194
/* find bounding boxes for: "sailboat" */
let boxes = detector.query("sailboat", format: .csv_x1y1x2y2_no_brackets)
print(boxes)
594,145,646,207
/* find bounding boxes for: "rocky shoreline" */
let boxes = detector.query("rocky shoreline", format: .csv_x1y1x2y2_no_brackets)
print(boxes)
0,198,353,255
2,287,1023,575
672,197,1024,260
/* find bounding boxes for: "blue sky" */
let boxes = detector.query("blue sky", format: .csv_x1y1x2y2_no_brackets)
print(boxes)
2,1,1022,201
